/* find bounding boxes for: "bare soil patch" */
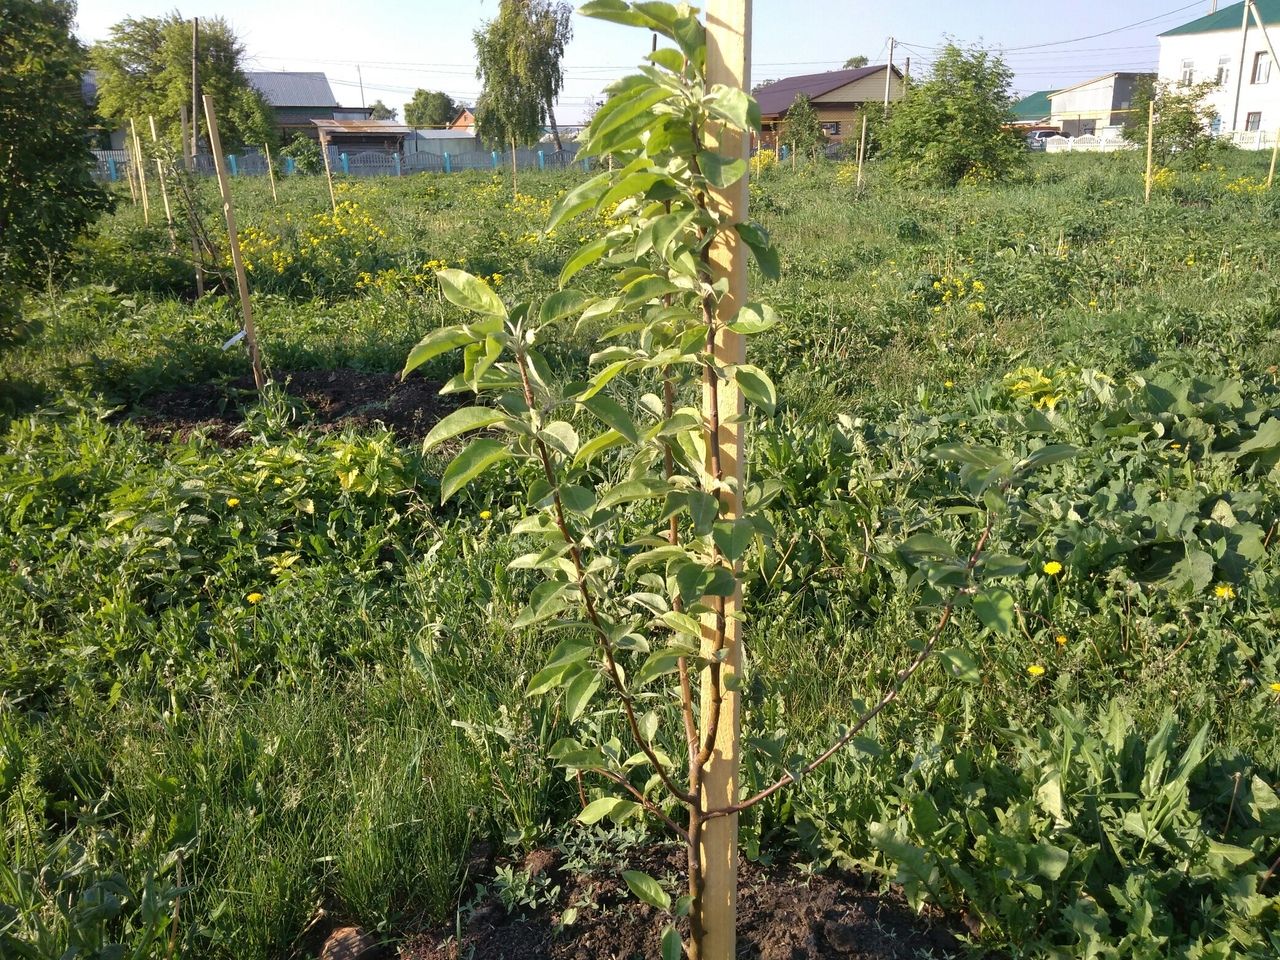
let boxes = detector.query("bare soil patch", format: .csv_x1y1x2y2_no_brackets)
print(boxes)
398,845,968,960
129,369,461,445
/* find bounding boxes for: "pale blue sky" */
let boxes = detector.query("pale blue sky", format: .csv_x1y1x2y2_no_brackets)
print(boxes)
73,1,1218,123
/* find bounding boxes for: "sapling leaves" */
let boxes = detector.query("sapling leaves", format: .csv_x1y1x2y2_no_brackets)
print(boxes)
421,407,509,453
622,870,671,911
436,268,507,320
439,438,511,504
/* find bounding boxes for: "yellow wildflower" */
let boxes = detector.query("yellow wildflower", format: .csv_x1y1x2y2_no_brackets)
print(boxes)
1214,584,1236,601
944,380,955,389
1270,682,1280,694
1055,634,1068,647
480,510,492,521
1028,664,1046,677
226,497,240,508
1043,561,1063,576
247,592,264,605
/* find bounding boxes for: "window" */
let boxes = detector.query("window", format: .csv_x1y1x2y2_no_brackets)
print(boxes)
1217,56,1232,87
1253,51,1272,84
820,121,842,136
1246,111,1263,132
1210,113,1223,135
1180,59,1195,86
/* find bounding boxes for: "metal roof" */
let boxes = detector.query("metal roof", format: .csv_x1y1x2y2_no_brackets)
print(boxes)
247,72,339,108
754,64,899,118
1160,0,1280,36
1011,90,1055,121
413,129,478,139
1049,71,1152,99
313,119,413,136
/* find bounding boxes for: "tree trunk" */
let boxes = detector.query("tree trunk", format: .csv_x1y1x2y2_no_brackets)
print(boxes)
548,103,564,152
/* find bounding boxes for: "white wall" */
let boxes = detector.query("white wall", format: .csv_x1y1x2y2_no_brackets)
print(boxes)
1158,26,1280,132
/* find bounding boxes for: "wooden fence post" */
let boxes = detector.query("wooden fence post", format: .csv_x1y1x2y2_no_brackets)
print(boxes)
511,136,518,196
320,132,338,213
1268,129,1278,189
148,116,178,250
700,1,750,957
203,95,265,391
264,142,278,202
1144,100,1155,204
856,113,868,189
130,119,151,223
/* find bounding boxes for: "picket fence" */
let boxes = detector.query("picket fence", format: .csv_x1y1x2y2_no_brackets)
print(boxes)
1045,129,1279,154
90,144,588,184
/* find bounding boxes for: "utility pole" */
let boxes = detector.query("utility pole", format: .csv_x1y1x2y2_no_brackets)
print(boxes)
884,36,895,113
904,56,911,84
357,65,366,108
191,17,200,165
1231,2,1250,131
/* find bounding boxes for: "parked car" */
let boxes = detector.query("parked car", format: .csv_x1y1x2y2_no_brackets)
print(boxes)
1025,128,1062,151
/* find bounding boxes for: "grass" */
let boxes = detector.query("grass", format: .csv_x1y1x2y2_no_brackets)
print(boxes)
3,149,1280,958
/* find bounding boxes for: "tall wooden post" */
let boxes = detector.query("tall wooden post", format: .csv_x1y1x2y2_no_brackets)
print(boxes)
700,2,749,958
1144,100,1155,204
883,37,895,113
1231,2,1250,132
179,105,205,296
1269,129,1279,189
320,131,338,213
148,116,178,250
191,17,201,165
203,95,265,390
179,105,193,172
856,113,869,189
264,143,278,202
130,119,151,223
511,136,519,195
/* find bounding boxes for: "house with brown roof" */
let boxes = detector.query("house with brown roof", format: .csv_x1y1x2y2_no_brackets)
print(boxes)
449,107,477,132
755,64,906,148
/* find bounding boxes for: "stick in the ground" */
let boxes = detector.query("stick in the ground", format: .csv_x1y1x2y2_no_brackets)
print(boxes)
148,116,178,250
264,142,278,202
130,118,151,223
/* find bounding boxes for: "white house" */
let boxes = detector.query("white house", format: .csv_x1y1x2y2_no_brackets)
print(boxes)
1049,72,1153,137
1157,0,1280,136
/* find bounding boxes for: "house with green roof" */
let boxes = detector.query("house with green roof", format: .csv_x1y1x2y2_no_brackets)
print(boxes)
1157,0,1280,138
1010,90,1055,126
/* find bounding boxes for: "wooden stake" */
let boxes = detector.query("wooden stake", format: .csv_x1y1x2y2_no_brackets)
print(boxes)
700,2,749,958
203,95,265,391
179,104,193,173
148,116,178,250
511,136,518,196
264,142,278,202
125,142,138,204
131,119,151,223
856,113,868,189
1144,100,1155,204
790,141,795,171
320,131,338,213
179,105,205,296
1269,129,1279,189
191,17,201,165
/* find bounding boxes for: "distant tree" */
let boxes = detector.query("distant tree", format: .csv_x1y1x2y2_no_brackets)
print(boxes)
368,99,398,121
474,0,573,150
880,43,1023,187
0,0,109,298
781,94,827,159
90,13,273,150
404,89,458,128
1125,77,1221,167
279,133,322,174
844,55,869,69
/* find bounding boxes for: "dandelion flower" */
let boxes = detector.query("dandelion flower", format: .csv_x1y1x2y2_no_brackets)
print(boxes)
1214,584,1236,601
1027,664,1046,677
480,510,492,521
1270,682,1280,694
1043,561,1063,576
247,592,264,605
226,497,240,508
1055,634,1068,647
944,380,955,389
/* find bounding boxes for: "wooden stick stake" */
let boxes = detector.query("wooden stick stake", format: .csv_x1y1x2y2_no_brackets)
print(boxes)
790,140,795,171
700,2,750,957
511,136,518,196
148,116,178,250
320,131,338,213
1144,100,1155,204
203,95,265,390
1269,129,1279,189
131,119,151,223
264,142,278,202
179,105,205,296
856,113,868,189
125,142,138,204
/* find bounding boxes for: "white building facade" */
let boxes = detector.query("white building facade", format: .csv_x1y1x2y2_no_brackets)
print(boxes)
1157,1,1280,137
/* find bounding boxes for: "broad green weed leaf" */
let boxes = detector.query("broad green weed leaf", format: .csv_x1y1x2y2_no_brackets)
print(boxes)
973,588,1015,635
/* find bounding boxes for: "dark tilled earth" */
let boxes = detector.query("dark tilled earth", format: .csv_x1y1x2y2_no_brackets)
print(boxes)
128,369,461,445
397,845,969,960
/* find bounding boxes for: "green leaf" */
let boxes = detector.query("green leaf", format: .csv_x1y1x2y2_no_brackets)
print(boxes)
687,490,720,534
403,326,474,377
584,86,671,154
727,302,779,335
578,796,624,825
564,670,603,721
713,518,755,561
735,222,781,280
526,658,579,696
436,268,507,319
622,870,671,912
601,172,666,210
583,394,640,444
706,84,761,132
698,150,747,188
972,588,1015,635
574,428,627,466
649,48,686,74
734,365,777,416
440,438,512,504
541,289,593,325
938,648,980,682
661,925,683,960
546,172,611,232
1018,444,1080,473
598,478,671,510
422,407,506,453
580,0,678,38
560,237,610,285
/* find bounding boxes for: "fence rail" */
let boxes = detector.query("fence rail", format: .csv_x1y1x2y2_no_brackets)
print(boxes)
1044,128,1279,154
91,143,589,184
